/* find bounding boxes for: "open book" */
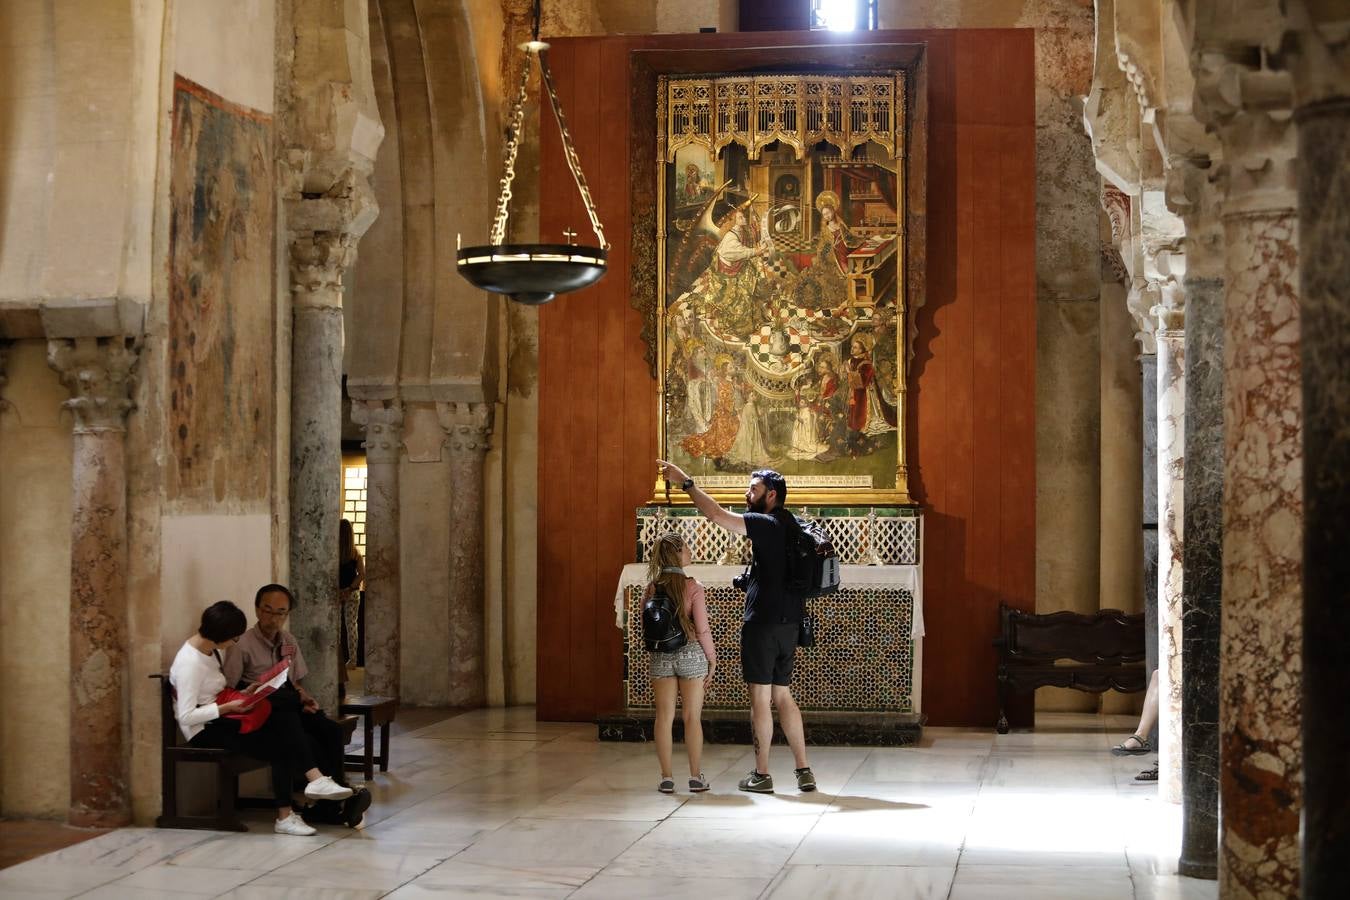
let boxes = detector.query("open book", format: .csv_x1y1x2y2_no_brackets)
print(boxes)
234,658,290,710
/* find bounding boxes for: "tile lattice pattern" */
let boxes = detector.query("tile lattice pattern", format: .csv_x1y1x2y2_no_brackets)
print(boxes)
625,582,914,712
635,507,920,566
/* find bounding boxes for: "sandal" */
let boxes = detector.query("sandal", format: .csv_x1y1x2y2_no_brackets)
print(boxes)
1134,763,1159,782
1111,734,1152,756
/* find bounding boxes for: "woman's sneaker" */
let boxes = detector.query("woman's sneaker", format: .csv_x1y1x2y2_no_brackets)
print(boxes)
274,812,317,836
343,788,373,827
689,774,710,793
658,777,675,794
304,775,354,801
795,767,817,792
738,770,774,793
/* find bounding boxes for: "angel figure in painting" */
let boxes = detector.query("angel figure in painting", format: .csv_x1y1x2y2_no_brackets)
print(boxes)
669,188,775,340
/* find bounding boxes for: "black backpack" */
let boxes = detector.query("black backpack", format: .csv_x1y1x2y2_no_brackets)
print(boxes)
642,588,688,652
783,512,841,599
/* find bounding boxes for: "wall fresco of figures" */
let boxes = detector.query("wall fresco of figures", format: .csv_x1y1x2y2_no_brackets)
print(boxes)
660,127,903,494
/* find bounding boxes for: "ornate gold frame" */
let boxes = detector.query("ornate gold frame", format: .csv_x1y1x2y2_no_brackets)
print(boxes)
651,71,914,507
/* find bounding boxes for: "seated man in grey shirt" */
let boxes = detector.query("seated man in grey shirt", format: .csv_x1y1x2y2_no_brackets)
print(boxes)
224,583,371,828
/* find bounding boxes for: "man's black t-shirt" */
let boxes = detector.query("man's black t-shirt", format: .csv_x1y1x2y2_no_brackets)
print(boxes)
742,510,802,624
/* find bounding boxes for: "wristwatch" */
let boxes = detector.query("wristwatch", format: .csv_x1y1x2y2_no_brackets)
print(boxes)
680,477,695,491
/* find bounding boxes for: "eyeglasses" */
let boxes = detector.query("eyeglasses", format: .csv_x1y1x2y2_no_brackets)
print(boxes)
259,605,290,618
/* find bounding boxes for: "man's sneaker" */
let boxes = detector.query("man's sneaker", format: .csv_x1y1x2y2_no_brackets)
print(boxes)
689,773,710,793
274,812,317,836
738,770,774,793
343,788,372,827
304,775,354,801
658,777,675,794
795,767,817,792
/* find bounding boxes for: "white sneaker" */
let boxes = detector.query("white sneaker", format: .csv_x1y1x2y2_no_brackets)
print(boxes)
274,812,317,836
304,775,354,801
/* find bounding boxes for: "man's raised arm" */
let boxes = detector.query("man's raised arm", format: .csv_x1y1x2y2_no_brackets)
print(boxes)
657,459,747,535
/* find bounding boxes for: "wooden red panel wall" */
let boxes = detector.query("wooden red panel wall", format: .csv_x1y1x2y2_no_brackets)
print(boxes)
538,29,1036,727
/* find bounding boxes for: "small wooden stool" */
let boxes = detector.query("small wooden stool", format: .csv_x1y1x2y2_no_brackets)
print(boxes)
339,694,398,781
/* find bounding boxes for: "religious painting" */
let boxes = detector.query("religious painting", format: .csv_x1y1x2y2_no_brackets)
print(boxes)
167,76,275,503
656,73,912,503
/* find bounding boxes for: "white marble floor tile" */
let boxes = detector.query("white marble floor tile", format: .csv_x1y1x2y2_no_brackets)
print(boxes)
0,862,134,898
18,827,213,869
88,862,262,896
385,858,587,897
606,816,816,879
252,840,443,891
165,832,333,871
790,809,964,867
948,864,1134,900
570,873,772,899
528,786,692,821
214,881,386,899
767,864,956,899
454,818,652,869
1131,873,1221,900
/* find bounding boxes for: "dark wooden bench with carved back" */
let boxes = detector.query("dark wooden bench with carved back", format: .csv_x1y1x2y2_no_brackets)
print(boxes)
152,674,359,831
993,603,1146,733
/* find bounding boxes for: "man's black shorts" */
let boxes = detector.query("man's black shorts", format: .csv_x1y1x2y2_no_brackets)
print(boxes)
741,622,799,686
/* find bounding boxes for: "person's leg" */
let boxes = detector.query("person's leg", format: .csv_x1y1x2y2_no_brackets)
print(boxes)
300,709,348,784
1114,669,1159,753
653,677,677,782
678,677,705,778
749,682,774,773
772,685,809,770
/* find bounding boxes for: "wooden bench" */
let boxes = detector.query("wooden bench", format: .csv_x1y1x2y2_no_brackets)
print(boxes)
152,674,359,831
993,603,1146,734
340,694,398,781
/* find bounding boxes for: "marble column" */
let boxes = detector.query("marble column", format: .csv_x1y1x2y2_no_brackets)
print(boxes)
1202,72,1304,896
1288,13,1350,891
352,398,403,698
437,401,492,707
288,234,355,713
1140,355,1159,684
1154,306,1185,805
1176,158,1225,881
48,337,139,827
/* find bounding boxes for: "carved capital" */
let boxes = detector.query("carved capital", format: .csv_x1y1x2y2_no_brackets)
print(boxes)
436,402,493,454
1153,303,1187,334
289,232,357,309
1128,279,1160,355
47,337,140,433
1166,154,1228,281
352,399,405,465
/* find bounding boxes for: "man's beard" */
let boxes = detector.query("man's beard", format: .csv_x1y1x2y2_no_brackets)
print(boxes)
746,495,769,513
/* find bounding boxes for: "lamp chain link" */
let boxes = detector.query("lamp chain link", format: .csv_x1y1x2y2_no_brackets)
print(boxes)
489,54,534,247
537,50,609,250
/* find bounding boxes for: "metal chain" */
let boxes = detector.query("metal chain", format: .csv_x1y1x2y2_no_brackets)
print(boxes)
537,49,609,250
490,53,534,246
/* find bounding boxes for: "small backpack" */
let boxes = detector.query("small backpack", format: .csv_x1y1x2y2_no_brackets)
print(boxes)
642,587,688,653
783,513,841,599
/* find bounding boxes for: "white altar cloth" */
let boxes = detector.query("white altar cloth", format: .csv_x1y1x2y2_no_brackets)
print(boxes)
613,563,924,638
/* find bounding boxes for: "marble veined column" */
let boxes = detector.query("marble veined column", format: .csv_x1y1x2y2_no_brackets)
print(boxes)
48,337,139,827
1154,306,1185,805
352,398,403,698
1289,11,1350,891
1200,65,1304,895
438,401,492,707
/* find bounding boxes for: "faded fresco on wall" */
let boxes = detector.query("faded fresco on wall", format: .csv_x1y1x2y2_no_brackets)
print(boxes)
658,74,908,501
167,76,274,503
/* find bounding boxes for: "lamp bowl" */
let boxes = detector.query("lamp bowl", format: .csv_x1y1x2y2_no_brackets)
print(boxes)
456,243,608,305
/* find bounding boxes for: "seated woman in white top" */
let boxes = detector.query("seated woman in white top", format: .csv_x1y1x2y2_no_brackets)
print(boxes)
169,600,354,836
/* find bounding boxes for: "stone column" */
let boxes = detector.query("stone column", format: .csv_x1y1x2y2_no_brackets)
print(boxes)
351,398,403,698
1153,303,1184,805
437,401,492,707
1285,6,1350,893
1197,54,1304,897
1140,354,1159,683
287,234,354,713
47,337,139,827
1175,156,1225,881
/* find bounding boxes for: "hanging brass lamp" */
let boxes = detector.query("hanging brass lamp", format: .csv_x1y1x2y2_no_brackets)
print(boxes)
456,1,608,305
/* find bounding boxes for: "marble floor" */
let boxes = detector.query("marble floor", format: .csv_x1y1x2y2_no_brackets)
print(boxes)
0,710,1217,899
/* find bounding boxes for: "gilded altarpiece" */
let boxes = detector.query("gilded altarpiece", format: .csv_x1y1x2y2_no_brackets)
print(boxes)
654,73,914,504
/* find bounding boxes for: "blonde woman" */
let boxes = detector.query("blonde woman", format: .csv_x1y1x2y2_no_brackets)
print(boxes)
645,533,717,793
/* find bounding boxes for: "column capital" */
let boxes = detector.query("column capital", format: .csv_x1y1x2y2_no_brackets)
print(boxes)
436,401,493,454
289,231,358,310
1153,304,1187,334
352,398,404,465
1166,153,1228,282
1193,51,1298,217
47,337,139,433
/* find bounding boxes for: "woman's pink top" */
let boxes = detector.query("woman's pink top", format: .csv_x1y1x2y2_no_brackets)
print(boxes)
645,578,717,665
